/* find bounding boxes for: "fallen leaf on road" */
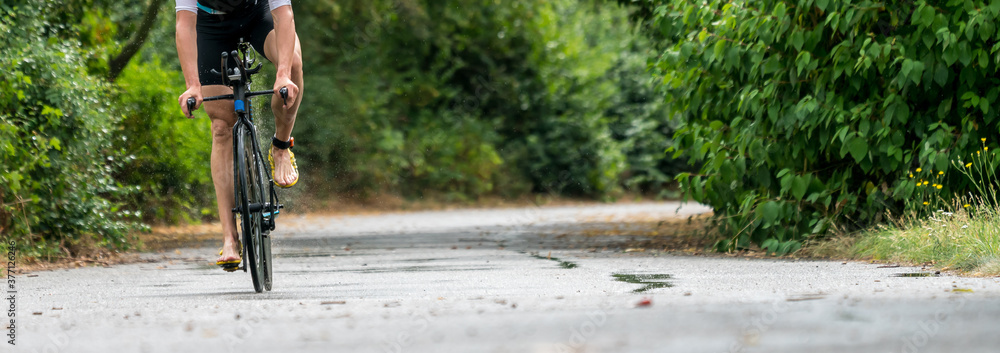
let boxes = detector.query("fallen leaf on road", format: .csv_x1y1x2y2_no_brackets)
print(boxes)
952,288,974,293
384,302,401,308
636,298,652,307
321,301,346,305
625,248,645,253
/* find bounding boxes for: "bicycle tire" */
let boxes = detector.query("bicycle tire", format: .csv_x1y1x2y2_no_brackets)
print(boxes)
235,122,267,293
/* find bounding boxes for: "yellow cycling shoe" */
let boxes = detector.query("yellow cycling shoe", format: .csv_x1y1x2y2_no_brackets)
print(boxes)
269,136,299,188
217,248,242,272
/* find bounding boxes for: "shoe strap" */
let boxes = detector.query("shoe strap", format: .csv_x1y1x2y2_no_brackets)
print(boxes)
272,136,294,150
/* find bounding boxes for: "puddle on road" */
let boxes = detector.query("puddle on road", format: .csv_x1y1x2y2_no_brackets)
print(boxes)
527,253,578,269
893,272,938,278
612,273,674,293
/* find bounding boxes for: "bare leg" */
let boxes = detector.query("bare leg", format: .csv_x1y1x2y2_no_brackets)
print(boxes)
203,85,241,263
262,30,304,186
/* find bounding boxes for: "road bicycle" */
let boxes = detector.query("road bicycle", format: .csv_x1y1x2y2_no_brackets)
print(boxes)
187,41,286,293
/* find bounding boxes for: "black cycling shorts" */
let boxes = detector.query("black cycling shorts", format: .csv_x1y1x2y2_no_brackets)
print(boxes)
196,1,273,86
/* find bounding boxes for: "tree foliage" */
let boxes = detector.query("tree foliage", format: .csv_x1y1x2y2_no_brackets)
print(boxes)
293,0,678,200
1,1,137,257
648,0,1000,254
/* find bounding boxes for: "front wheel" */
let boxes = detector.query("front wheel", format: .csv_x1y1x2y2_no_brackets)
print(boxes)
235,122,269,292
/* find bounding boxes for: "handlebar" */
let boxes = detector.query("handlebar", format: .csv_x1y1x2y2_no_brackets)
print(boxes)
185,87,289,116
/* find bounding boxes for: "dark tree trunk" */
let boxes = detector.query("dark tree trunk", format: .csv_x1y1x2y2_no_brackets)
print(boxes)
107,0,166,82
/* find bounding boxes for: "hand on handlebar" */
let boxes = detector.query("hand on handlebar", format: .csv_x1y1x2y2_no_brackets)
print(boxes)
179,87,203,119
273,77,298,110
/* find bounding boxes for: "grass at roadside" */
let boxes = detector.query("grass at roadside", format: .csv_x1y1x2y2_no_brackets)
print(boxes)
811,141,1000,276
808,206,1000,276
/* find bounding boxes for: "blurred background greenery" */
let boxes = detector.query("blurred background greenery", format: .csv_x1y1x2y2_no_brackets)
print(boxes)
0,0,684,258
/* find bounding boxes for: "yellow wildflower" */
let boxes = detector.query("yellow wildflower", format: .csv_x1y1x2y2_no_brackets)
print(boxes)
916,168,922,172
936,184,943,189
938,171,944,175
982,138,987,143
909,173,914,178
964,204,971,208
923,202,930,205
966,163,973,168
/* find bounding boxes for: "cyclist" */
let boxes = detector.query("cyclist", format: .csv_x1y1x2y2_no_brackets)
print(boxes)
175,0,303,269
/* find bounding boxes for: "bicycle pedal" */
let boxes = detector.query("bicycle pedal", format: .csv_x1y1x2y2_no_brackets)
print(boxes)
220,263,241,272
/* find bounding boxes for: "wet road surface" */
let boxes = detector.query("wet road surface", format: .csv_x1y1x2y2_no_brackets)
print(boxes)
14,203,1000,353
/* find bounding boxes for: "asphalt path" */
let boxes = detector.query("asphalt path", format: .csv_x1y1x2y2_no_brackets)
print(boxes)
11,203,1000,353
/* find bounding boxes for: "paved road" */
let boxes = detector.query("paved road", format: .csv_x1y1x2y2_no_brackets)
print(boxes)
12,203,1000,353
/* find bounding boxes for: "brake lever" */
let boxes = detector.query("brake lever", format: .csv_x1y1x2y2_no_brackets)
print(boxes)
186,97,197,117
279,87,288,106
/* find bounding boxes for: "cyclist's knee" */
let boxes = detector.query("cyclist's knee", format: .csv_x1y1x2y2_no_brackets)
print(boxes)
210,119,234,140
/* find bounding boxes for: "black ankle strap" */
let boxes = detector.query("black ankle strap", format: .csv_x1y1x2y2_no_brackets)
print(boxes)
272,136,294,150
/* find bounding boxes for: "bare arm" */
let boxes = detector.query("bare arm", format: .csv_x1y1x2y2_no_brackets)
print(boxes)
270,5,299,107
176,10,202,118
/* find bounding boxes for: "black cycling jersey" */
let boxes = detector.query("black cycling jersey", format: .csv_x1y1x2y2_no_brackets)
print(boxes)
199,0,256,13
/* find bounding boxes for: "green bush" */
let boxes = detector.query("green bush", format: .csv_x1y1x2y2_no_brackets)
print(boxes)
0,2,136,258
649,0,1000,254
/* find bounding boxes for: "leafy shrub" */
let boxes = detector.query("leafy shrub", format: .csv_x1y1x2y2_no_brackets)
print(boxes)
0,2,135,258
649,0,1000,254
